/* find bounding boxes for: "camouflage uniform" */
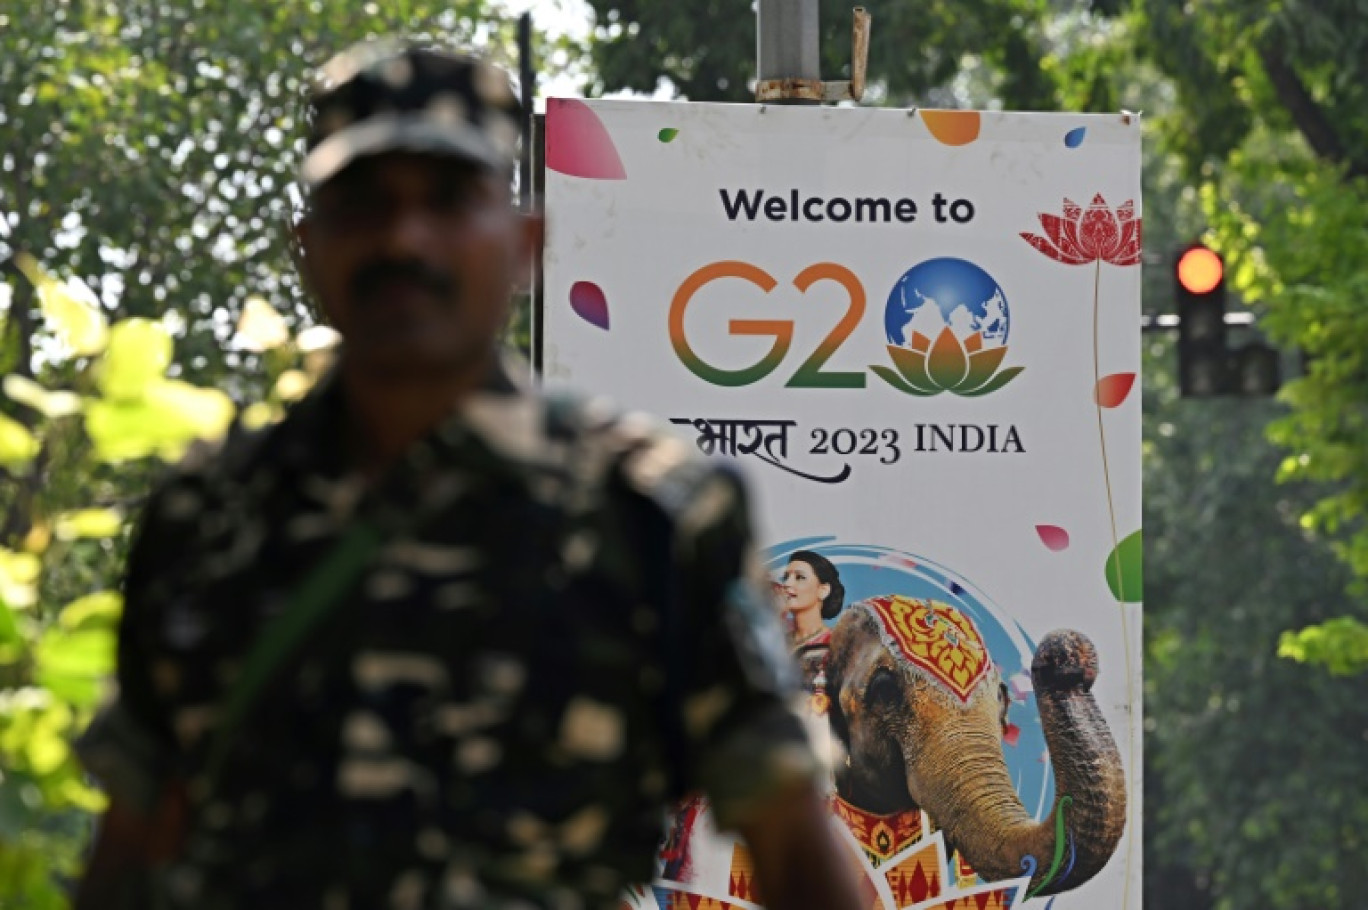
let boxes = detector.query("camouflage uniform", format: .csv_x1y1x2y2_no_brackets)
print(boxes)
79,363,818,910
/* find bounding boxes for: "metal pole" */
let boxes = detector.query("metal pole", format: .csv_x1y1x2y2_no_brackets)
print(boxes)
517,12,534,212
756,0,821,104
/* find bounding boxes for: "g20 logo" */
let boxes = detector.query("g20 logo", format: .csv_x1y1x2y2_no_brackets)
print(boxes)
668,257,1024,397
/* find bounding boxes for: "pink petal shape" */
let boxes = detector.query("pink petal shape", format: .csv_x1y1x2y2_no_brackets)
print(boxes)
546,99,626,180
877,553,920,571
1095,372,1137,408
1035,524,1070,552
1008,672,1033,701
569,281,609,330
1003,723,1021,747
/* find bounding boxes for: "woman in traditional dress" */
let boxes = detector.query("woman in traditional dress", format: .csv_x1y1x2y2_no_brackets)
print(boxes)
777,550,845,716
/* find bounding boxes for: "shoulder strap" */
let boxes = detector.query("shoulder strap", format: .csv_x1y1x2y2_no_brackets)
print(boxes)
202,521,384,792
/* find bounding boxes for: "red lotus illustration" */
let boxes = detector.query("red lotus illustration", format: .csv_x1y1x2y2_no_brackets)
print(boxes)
1020,195,1141,266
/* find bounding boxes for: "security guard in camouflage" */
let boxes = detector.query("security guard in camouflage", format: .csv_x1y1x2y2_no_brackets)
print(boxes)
75,39,862,910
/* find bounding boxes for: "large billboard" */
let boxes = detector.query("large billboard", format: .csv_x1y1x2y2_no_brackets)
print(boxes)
543,99,1142,910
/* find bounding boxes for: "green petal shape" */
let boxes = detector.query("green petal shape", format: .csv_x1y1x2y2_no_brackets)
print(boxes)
926,328,969,390
1104,529,1143,603
871,364,938,396
956,346,1009,392
958,365,1025,397
658,128,679,143
887,345,940,393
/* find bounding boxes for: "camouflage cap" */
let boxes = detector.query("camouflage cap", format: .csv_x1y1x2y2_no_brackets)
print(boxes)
300,39,522,188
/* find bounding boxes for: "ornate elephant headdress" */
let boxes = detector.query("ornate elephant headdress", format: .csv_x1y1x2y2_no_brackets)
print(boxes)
855,595,992,703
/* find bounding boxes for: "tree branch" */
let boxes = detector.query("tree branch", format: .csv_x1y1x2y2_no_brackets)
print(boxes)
1258,43,1368,181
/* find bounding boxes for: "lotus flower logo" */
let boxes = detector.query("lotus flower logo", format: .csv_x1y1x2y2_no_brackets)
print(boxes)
871,257,1024,397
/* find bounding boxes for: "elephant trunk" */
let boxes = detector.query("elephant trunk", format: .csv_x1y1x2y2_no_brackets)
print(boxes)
909,630,1127,896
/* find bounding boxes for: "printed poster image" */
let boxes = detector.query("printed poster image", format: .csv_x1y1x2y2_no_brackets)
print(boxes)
542,99,1143,910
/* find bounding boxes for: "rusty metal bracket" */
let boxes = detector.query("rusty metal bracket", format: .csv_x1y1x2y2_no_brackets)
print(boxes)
754,7,871,104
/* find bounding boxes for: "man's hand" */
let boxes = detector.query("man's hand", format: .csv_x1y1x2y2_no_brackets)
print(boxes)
75,793,183,910
738,780,865,910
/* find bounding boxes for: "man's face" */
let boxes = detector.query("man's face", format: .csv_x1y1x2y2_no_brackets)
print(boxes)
299,152,534,378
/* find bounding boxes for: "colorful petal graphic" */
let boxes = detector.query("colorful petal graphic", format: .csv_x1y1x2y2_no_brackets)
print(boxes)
1104,529,1143,603
921,110,981,146
1003,723,1021,747
546,98,627,180
1064,127,1087,148
1095,372,1137,408
658,128,679,143
1035,525,1071,552
569,281,609,330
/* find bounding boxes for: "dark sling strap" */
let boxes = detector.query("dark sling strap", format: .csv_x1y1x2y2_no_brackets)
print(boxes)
202,521,384,792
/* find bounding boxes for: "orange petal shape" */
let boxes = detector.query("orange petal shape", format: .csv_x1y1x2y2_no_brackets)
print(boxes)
963,332,983,354
908,331,932,353
926,328,969,389
921,110,981,146
1095,372,1137,408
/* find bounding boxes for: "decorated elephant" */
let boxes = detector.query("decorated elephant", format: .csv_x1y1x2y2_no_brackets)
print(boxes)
826,594,1127,897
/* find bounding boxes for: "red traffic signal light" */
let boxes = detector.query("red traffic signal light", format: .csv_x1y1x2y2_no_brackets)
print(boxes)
1176,245,1224,294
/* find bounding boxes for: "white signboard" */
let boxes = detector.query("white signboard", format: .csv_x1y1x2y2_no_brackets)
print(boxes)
543,99,1142,910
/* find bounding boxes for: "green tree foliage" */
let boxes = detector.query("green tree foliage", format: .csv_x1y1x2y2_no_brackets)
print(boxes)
1131,0,1368,676
582,0,1065,107
1143,364,1368,909
0,260,248,907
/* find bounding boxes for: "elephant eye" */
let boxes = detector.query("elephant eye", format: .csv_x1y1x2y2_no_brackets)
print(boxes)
867,667,899,709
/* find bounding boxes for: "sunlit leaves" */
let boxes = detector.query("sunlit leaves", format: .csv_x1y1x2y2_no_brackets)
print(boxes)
97,318,174,401
0,549,41,610
235,296,291,352
2,376,81,419
0,413,40,469
56,592,122,633
13,254,108,358
1278,617,1368,676
34,626,115,708
85,380,235,462
52,510,123,541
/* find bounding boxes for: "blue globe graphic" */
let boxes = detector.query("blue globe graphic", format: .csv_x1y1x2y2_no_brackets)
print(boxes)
884,257,1011,349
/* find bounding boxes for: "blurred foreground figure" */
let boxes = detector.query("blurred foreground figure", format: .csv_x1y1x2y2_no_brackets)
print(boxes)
75,39,861,910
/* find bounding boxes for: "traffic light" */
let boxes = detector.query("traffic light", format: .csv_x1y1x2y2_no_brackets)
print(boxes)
1175,243,1229,397
1173,242,1281,398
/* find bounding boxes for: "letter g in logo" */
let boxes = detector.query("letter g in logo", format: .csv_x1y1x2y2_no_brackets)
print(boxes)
668,262,793,387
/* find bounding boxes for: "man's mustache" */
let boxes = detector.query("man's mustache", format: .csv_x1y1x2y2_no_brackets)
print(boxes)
351,259,455,302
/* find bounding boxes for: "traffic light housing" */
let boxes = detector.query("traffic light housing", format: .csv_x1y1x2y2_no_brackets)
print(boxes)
1175,244,1229,397
1173,242,1281,397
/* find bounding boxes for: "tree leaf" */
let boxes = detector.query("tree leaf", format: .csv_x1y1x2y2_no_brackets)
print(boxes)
14,253,109,357
235,296,292,352
58,592,123,631
2,375,82,418
53,509,124,541
85,380,235,462
0,413,40,469
98,318,174,401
